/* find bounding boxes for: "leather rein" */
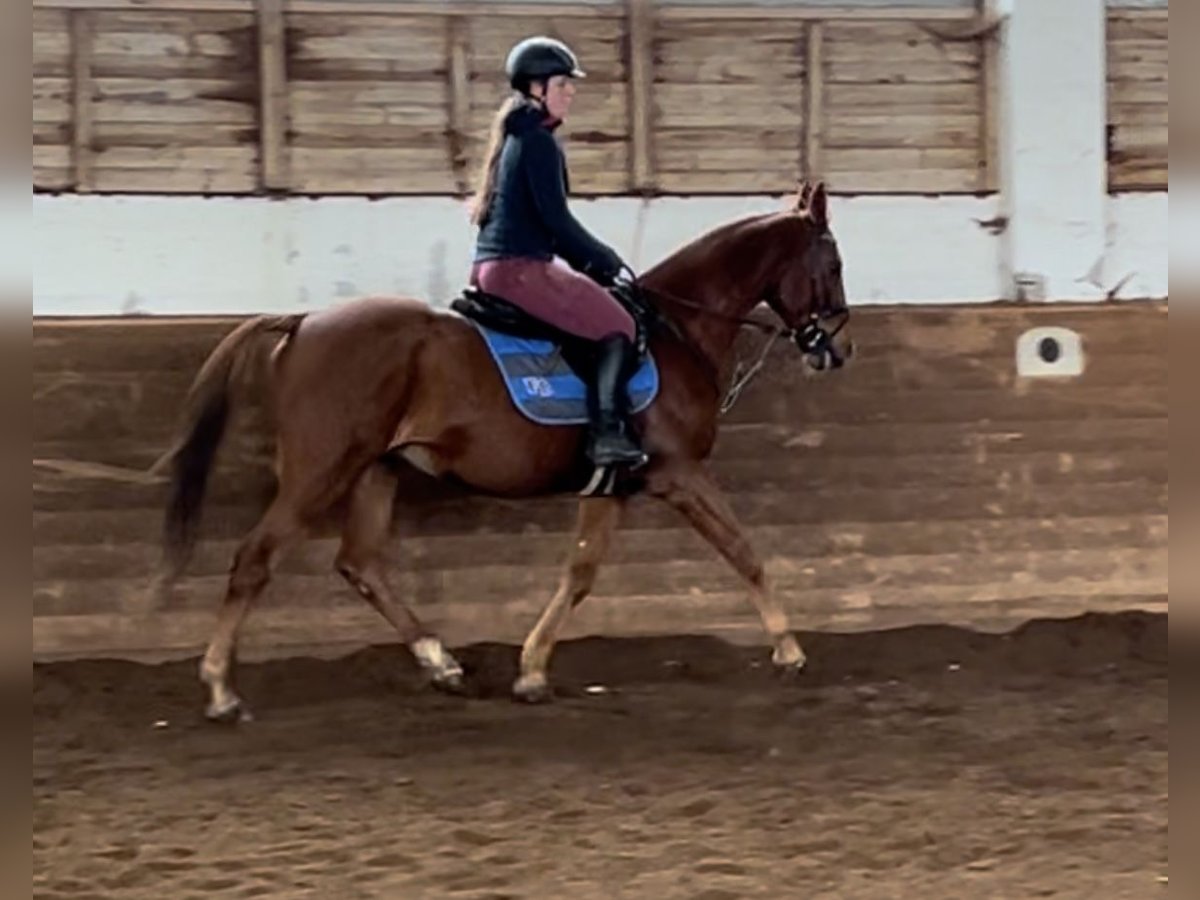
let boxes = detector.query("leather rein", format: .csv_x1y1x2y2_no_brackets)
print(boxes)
626,278,850,414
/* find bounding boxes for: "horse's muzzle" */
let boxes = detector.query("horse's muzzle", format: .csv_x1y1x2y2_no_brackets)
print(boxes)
795,313,851,370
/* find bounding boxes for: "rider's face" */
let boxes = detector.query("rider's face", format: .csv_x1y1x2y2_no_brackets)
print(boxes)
534,75,576,121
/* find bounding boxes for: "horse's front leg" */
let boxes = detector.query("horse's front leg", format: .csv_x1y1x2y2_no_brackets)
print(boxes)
648,462,805,671
512,497,624,703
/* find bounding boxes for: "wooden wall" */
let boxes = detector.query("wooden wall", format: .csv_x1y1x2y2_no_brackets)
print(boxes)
34,0,1000,197
1106,5,1169,190
33,303,1168,662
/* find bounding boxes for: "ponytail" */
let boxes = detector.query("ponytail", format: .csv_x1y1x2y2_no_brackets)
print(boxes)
467,94,521,226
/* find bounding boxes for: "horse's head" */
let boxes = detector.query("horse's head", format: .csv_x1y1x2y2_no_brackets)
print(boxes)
765,181,853,372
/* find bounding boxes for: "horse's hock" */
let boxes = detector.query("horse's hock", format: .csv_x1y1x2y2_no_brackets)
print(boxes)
32,302,1167,663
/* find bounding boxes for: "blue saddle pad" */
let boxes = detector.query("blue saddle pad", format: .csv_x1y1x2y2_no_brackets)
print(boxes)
469,321,659,426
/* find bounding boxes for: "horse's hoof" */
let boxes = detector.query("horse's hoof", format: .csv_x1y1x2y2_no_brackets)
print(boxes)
430,670,467,696
512,675,553,704
771,645,807,684
773,663,805,685
206,698,253,724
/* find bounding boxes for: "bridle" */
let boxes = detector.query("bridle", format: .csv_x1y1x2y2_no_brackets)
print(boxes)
625,277,850,415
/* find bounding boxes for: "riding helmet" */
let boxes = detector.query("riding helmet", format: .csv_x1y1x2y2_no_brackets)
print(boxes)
505,36,586,92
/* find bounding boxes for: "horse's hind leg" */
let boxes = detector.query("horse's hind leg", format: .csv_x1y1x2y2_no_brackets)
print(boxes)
649,462,805,672
335,460,464,692
201,499,304,722
512,497,624,703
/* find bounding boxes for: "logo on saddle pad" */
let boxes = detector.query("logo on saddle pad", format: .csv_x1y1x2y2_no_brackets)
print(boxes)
469,321,659,426
520,376,556,398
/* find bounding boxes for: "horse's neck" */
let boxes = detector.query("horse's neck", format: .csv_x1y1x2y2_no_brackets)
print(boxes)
644,213,789,371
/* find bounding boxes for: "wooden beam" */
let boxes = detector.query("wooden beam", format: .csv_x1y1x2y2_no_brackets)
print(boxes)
1106,7,1170,20
656,5,978,21
33,0,995,18
445,14,471,195
979,18,1000,192
256,0,288,191
804,22,824,182
69,9,94,193
33,0,625,16
626,0,654,194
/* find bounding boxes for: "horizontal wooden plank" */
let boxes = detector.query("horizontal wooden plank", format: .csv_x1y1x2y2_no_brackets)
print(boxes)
654,170,808,194
1109,163,1168,191
1110,123,1168,151
1107,61,1169,82
31,303,1167,362
85,172,257,193
34,148,73,191
1107,103,1168,128
657,5,977,21
92,77,257,125
290,146,454,175
654,84,805,128
32,445,1167,519
289,81,447,130
33,417,1168,491
826,81,981,113
93,121,258,148
1108,38,1168,69
825,34,980,66
287,13,446,80
33,11,71,74
824,146,980,170
292,124,457,150
1106,14,1168,42
652,19,807,85
826,58,980,84
91,32,256,79
31,478,1168,557
91,145,255,171
32,0,970,19
88,148,258,192
35,592,1170,662
32,77,71,124
822,169,982,193
33,121,70,145
1109,79,1168,106
35,541,1166,617
823,113,979,149
657,146,800,174
288,169,459,195
31,514,1169,584
90,8,254,33
653,55,806,86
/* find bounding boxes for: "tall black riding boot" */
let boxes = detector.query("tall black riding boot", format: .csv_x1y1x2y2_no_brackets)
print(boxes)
587,334,649,469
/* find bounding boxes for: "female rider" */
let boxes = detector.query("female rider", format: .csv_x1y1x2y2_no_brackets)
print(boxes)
468,36,647,470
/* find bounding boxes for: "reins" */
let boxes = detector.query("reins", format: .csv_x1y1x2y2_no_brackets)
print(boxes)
628,278,847,415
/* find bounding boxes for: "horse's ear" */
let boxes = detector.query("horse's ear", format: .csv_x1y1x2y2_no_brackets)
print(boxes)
794,180,815,213
808,181,829,228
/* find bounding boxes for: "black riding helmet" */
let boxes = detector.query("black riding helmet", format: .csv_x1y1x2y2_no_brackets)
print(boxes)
505,36,586,94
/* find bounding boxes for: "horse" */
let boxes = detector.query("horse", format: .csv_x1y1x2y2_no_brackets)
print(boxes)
156,180,853,721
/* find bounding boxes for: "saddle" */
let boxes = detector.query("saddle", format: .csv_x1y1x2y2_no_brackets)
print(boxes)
450,281,655,364
449,283,662,498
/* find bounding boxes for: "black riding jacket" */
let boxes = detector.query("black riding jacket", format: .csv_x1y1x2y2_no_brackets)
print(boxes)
473,100,624,285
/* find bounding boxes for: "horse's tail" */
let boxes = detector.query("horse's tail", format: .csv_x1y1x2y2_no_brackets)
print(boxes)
153,314,304,579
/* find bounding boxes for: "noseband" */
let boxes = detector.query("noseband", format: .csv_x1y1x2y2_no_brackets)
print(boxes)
795,308,850,370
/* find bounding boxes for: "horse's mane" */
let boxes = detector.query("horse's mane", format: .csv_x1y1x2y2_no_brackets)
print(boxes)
641,183,817,283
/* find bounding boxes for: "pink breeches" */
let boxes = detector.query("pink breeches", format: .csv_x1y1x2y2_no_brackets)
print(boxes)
470,257,635,342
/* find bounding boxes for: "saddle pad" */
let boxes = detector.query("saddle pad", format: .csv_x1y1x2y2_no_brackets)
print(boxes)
469,321,659,426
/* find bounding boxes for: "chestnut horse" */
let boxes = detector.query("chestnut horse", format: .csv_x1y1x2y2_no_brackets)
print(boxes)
158,181,852,721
